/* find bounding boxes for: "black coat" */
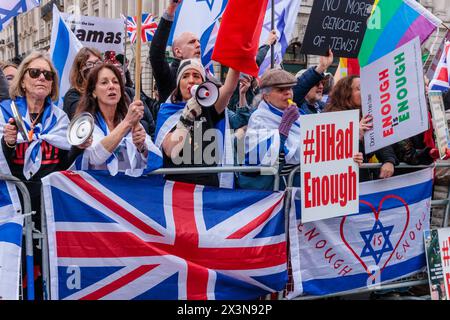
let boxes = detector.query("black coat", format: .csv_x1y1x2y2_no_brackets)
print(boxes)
150,16,180,103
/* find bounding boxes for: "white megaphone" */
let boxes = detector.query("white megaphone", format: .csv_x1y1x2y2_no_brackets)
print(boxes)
189,81,219,107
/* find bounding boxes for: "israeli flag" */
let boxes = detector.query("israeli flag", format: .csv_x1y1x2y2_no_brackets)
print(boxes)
258,0,302,76
168,0,228,72
0,0,40,31
0,179,23,300
49,5,83,107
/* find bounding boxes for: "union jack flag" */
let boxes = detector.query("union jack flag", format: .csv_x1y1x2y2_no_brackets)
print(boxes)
124,13,158,44
42,171,287,300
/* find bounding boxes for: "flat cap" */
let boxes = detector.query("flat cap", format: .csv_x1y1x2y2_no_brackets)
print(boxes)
260,68,297,89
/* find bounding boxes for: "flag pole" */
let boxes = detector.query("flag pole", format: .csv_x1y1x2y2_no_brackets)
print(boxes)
134,0,143,100
13,17,19,59
122,9,128,79
270,0,274,69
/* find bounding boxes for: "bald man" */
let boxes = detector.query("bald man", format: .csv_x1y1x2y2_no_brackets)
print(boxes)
150,0,202,103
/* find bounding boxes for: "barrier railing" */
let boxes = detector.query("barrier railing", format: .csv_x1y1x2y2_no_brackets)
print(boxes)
33,162,450,300
284,162,450,300
0,173,34,300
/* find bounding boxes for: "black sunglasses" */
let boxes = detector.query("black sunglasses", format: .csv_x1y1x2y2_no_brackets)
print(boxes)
26,68,55,81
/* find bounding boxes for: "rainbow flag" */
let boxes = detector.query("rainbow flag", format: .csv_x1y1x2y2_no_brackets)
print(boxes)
358,0,441,67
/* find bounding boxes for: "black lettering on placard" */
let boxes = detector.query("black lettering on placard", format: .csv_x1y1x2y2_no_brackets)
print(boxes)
74,28,123,45
301,0,374,58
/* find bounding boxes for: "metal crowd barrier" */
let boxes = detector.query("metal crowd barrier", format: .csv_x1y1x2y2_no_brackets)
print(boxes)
0,173,34,300
283,162,450,300
36,162,450,300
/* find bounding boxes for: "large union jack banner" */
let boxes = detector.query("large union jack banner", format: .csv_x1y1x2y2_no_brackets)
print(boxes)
42,171,287,300
124,13,158,44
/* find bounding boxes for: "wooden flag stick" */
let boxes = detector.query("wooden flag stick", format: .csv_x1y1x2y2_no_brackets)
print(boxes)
134,0,143,101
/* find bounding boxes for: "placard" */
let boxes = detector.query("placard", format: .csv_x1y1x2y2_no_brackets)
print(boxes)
361,37,428,153
301,0,374,57
300,110,359,222
62,13,125,54
429,90,450,159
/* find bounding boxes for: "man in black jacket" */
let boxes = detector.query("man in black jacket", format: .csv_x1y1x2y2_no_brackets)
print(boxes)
150,0,201,103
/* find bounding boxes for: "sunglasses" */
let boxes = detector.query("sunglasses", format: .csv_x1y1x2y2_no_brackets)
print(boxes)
315,79,328,87
82,60,102,77
26,68,55,81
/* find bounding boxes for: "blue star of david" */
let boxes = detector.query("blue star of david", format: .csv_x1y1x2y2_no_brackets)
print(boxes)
360,220,394,265
196,0,215,11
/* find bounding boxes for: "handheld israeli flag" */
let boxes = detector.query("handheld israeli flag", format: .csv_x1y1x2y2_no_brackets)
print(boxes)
50,5,83,107
0,179,23,300
0,0,40,31
288,168,433,298
258,0,302,76
168,0,228,72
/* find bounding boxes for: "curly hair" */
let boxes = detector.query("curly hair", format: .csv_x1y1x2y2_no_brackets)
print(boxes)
324,75,360,113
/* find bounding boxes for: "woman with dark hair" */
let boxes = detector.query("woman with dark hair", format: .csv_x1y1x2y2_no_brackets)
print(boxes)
75,63,161,176
155,58,240,188
325,76,398,181
64,47,102,119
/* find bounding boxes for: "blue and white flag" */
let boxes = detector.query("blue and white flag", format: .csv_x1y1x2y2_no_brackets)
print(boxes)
43,171,287,300
258,0,302,76
168,0,228,72
0,97,71,180
0,179,23,300
0,0,40,31
288,168,433,298
50,5,83,107
244,100,300,167
76,112,162,177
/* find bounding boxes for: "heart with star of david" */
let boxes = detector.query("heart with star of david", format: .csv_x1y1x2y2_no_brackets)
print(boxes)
339,195,410,276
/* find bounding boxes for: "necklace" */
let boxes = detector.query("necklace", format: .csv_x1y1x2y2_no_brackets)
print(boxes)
28,108,44,141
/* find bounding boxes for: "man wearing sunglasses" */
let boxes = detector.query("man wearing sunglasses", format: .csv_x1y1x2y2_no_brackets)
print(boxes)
292,49,334,115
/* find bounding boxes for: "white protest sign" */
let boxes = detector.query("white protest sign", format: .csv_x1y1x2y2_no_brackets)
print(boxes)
361,37,428,153
429,91,450,159
61,13,125,54
300,110,359,223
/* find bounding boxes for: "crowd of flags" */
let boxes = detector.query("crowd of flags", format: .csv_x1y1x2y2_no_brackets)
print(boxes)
2,0,449,94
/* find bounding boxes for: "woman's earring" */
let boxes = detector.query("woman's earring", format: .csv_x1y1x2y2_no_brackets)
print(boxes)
93,93,97,99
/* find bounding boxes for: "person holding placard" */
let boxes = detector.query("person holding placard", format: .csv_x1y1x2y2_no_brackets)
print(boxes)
238,69,363,190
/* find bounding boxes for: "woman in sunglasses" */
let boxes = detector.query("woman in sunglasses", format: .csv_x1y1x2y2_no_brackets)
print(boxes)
74,63,161,176
63,47,102,119
0,51,91,299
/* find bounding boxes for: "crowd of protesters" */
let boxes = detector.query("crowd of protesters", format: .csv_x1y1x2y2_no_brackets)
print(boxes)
1,0,449,300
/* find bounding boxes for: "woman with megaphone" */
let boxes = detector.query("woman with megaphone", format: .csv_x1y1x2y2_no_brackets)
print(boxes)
74,63,161,176
0,51,92,299
155,58,239,188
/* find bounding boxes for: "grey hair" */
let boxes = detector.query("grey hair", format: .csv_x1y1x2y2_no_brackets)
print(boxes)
260,87,272,95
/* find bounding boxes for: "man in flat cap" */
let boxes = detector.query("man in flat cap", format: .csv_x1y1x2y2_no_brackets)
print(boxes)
238,68,301,190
